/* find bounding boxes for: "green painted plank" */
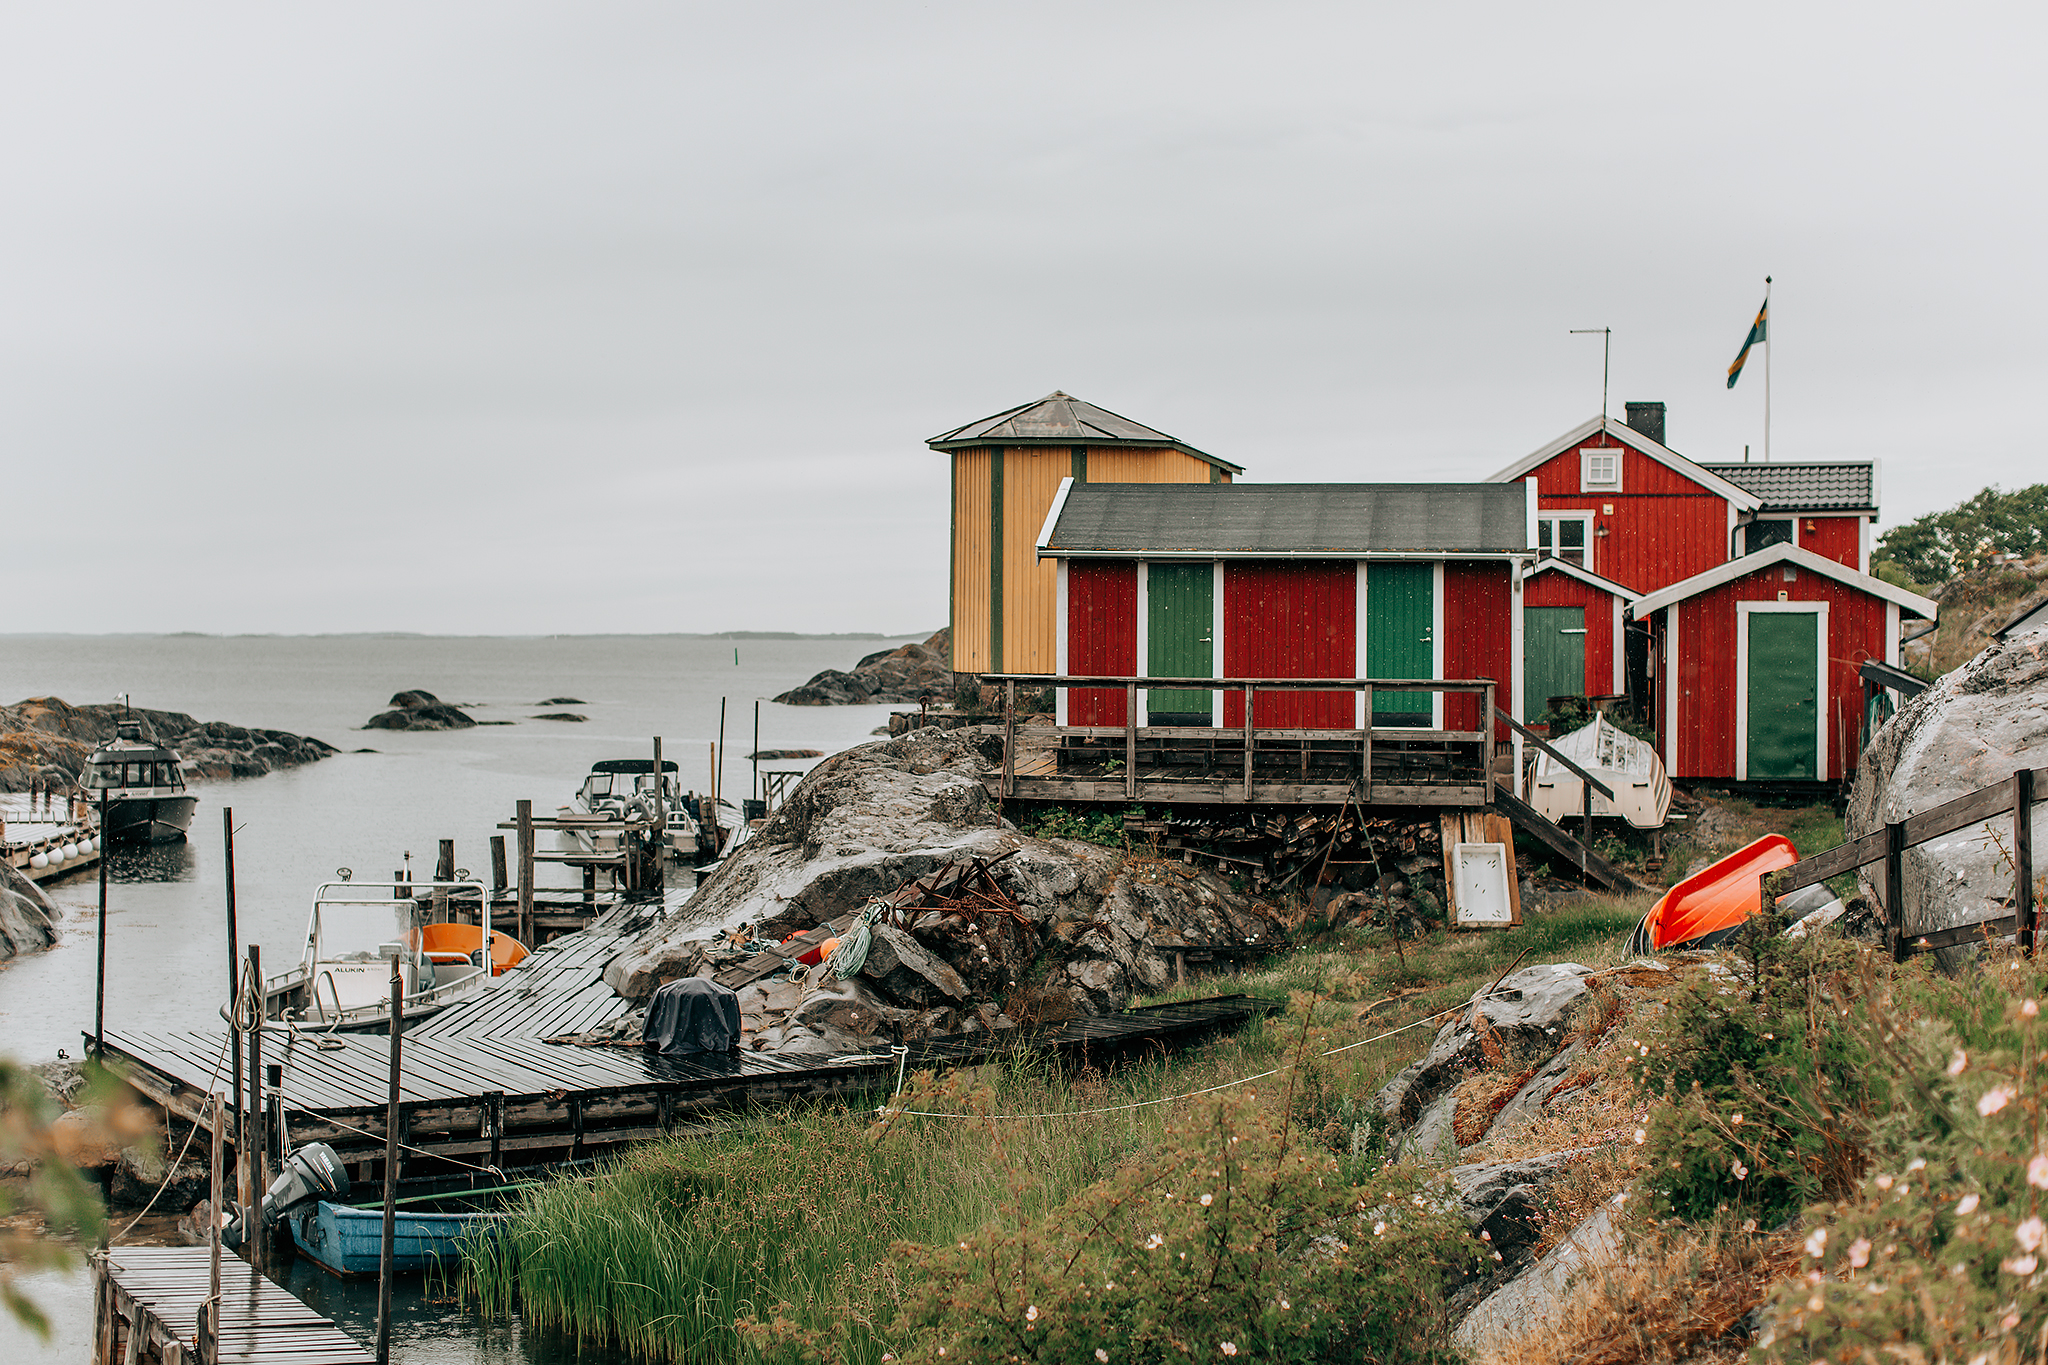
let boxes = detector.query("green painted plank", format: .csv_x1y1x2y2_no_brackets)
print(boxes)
1523,605,1586,719
1147,563,1213,721
1747,610,1819,780
1367,562,1432,718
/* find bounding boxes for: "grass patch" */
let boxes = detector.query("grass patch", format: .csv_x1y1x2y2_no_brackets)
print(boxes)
461,900,1654,1362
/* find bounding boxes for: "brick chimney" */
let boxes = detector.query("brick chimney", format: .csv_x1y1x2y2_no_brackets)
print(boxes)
1624,401,1666,446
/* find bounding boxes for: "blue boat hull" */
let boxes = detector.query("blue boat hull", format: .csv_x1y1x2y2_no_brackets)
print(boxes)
290,1200,502,1277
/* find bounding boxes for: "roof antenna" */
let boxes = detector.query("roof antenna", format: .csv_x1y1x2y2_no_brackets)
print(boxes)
1744,443,1750,464
1569,328,1612,420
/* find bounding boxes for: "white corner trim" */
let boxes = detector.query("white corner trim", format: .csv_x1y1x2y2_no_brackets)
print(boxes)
1663,607,1679,776
1886,601,1900,669
1524,476,1540,552
1509,560,1525,777
1735,600,1831,783
1432,561,1447,729
1055,559,1069,725
1211,560,1225,721
1135,561,1151,722
1355,561,1371,727
1525,555,1643,603
1036,476,1074,552
1611,593,1626,696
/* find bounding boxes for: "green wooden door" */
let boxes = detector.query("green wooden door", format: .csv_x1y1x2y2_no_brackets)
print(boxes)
1746,611,1819,780
1147,563,1213,723
1366,562,1433,723
1523,606,1586,720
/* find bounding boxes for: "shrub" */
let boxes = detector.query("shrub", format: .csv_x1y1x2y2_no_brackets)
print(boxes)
1634,921,1884,1227
1752,956,2048,1361
1021,805,1132,849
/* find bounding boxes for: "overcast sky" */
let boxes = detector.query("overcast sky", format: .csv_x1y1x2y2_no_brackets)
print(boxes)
4,2,2039,635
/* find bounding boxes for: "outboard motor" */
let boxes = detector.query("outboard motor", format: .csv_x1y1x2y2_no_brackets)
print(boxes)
221,1143,350,1249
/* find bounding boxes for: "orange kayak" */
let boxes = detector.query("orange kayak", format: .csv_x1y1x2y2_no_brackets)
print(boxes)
414,922,529,975
1644,834,1799,951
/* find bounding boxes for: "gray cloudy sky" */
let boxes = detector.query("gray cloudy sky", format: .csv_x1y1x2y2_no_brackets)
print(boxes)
4,2,2040,635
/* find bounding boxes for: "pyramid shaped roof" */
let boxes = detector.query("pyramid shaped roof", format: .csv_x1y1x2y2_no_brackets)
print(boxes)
926,392,1241,472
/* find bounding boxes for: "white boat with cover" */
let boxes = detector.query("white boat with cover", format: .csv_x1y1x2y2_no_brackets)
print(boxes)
1527,713,1672,830
249,879,505,1032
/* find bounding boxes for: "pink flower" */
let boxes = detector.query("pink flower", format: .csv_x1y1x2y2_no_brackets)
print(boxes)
2017,1216,2046,1252
1025,1306,1039,1323
1220,1344,1238,1357
1947,1048,1968,1076
1958,1193,1981,1214
1731,1159,1749,1181
1848,1237,1871,1268
2004,1255,2039,1275
2030,1155,2048,1189
2024,999,2039,1018
1805,1228,1828,1258
1200,1193,1214,1207
1979,1085,2016,1116
1097,1352,1109,1363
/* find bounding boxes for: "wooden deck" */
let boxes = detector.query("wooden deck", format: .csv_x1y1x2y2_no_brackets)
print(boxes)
979,674,1498,808
93,1245,373,1365
101,992,1269,1180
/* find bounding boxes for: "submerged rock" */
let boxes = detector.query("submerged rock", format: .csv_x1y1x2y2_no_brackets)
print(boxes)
364,688,477,731
532,712,588,722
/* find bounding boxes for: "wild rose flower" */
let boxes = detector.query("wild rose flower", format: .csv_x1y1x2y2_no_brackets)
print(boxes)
2024,999,2039,1018
1374,1221,1387,1236
1906,1158,1926,1172
1200,1193,1214,1207
1876,1175,1894,1190
1731,1159,1749,1180
1958,1193,1981,1214
2004,1255,2040,1276
1633,1129,1646,1145
1806,1227,1829,1258
1220,1344,1238,1357
1096,1352,1109,1363
1278,1299,1290,1310
1979,1085,2016,1116
1025,1306,1039,1323
1849,1238,1871,1268
2030,1155,2048,1189
1948,1048,1968,1075
1731,1113,1743,1125
1144,1233,1163,1250
2017,1216,2046,1252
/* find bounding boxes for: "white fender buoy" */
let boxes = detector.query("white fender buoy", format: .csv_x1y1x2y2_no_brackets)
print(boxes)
29,852,49,869
79,837,95,855
62,843,79,860
45,848,64,866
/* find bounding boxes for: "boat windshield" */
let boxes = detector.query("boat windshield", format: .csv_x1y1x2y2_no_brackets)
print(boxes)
581,774,616,801
312,897,416,964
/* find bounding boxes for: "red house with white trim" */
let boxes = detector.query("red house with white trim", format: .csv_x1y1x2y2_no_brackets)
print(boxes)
1038,479,1532,741
1490,402,1927,785
1631,544,1935,784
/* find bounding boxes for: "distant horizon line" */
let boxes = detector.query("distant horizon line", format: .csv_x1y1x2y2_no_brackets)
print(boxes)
0,629,942,641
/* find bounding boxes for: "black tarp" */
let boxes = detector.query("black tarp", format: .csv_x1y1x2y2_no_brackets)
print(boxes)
642,976,742,1056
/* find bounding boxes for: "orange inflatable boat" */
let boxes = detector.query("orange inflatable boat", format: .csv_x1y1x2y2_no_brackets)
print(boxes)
413,922,529,976
1640,834,1799,952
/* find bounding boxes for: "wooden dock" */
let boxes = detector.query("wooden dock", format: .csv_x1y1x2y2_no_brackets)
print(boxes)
99,904,1268,1182
92,1245,373,1365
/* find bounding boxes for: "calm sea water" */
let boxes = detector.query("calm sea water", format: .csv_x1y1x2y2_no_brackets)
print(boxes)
0,632,921,1363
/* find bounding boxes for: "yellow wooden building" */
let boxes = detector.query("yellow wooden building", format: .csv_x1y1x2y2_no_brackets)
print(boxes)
928,391,1241,675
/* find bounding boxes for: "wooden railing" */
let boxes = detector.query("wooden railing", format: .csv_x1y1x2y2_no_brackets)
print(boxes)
1491,706,1614,872
978,674,1496,801
1765,766,2041,960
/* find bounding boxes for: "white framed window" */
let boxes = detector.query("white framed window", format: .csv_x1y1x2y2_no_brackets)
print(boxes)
1536,512,1594,568
1579,447,1621,492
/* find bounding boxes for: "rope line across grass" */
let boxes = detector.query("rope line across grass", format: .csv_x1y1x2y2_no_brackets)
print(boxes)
878,991,1492,1123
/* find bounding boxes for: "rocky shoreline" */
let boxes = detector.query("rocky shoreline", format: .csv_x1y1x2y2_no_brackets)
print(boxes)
0,697,337,790
772,627,955,706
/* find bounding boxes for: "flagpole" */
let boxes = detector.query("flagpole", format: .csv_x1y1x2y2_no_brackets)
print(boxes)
1763,275,1772,461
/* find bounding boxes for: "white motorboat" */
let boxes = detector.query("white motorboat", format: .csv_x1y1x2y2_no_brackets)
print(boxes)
1527,713,1672,830
556,758,708,862
250,879,519,1032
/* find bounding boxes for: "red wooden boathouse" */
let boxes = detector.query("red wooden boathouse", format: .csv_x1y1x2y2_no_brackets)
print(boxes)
1630,543,1936,784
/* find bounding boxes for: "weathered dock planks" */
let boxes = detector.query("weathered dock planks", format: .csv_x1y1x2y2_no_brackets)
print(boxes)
92,1245,373,1365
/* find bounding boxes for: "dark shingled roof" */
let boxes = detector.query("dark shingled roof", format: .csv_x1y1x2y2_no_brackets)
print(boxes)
927,391,1242,472
1042,483,1529,557
1697,461,1876,512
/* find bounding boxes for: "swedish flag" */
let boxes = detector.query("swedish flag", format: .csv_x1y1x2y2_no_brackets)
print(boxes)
1726,296,1768,388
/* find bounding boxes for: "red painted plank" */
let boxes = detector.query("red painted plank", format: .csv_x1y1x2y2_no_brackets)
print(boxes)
1067,560,1137,725
1221,561,1357,728
1444,561,1511,734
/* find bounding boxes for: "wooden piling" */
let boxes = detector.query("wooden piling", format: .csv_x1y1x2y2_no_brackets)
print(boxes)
435,839,455,883
490,835,508,893
244,944,266,1277
2017,768,2036,957
222,809,241,1215
376,957,402,1365
516,801,535,949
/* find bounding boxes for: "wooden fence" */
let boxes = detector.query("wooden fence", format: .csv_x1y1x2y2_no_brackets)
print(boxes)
1765,767,2041,960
